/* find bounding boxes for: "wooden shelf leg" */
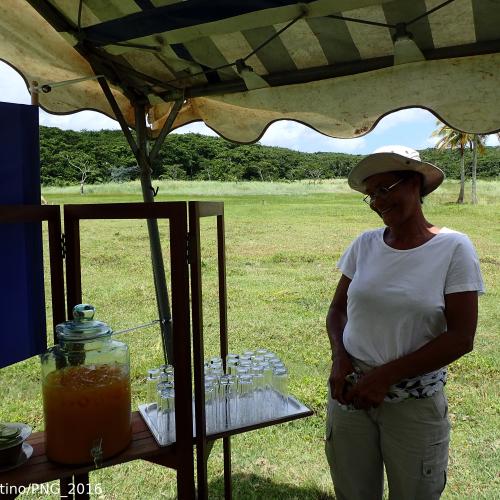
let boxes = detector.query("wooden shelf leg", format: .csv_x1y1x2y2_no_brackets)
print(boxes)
223,437,232,500
73,473,90,500
60,477,73,499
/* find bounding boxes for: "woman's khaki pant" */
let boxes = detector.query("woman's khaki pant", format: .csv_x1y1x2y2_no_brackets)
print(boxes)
325,391,450,500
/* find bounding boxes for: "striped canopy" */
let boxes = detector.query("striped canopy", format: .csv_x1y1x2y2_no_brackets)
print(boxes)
1,0,499,142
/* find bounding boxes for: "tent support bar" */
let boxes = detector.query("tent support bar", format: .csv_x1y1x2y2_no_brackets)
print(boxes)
150,99,183,163
97,77,139,156
135,101,174,364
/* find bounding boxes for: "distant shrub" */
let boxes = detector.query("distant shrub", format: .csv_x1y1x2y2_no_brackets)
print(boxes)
110,165,140,183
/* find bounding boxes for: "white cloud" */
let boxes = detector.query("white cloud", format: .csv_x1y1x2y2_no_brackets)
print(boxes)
259,121,302,146
258,120,366,153
168,119,368,153
0,62,31,105
372,108,436,134
485,134,499,146
39,109,120,131
423,135,440,148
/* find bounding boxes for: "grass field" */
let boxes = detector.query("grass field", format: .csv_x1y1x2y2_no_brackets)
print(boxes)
2,179,499,499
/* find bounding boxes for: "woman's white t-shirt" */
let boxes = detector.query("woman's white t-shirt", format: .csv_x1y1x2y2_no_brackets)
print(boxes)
337,227,484,367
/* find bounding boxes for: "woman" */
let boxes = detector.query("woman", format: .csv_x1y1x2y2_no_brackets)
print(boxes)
325,145,484,500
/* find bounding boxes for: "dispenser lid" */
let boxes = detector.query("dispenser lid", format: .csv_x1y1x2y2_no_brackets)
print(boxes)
56,304,112,341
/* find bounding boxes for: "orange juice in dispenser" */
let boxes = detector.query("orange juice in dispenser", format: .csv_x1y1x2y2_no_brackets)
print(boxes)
41,305,131,465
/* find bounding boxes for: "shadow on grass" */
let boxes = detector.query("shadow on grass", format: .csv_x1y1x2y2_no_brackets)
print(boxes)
208,473,334,500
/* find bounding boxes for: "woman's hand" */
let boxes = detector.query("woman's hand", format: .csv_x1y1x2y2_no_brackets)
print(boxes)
329,352,355,405
326,275,352,404
344,366,392,409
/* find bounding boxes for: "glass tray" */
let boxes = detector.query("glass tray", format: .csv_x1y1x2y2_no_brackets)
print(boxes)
139,395,312,447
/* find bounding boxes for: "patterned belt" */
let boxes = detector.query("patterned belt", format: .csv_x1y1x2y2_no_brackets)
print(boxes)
337,358,447,411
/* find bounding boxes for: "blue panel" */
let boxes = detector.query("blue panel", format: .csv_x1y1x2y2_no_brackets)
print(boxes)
0,101,46,369
82,0,304,45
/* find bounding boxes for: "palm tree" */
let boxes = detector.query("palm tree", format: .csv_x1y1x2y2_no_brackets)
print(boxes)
432,123,470,203
470,134,486,204
431,123,485,204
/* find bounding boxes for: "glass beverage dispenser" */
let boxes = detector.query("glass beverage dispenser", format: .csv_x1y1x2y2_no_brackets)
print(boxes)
40,305,131,465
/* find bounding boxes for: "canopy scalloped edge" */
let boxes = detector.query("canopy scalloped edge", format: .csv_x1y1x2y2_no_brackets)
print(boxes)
4,52,500,144
1,0,499,142
148,53,500,142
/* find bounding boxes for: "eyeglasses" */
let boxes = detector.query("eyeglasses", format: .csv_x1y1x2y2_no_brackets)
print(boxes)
363,178,405,205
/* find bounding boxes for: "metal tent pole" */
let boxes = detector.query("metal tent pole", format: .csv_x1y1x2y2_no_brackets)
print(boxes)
134,101,175,363
30,81,39,106
96,77,183,363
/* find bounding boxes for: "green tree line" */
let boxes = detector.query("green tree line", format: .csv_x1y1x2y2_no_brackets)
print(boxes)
39,126,499,186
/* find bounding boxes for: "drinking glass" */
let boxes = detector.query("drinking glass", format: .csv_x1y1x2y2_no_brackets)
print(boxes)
209,365,224,379
219,374,237,429
157,383,175,445
235,366,249,377
157,380,174,392
204,379,217,434
238,359,252,369
146,368,161,413
209,356,223,368
272,367,289,416
226,358,239,375
159,370,175,384
237,374,255,426
251,354,265,363
250,365,265,421
270,361,286,371
202,373,220,426
260,362,274,420
261,363,273,386
160,364,174,376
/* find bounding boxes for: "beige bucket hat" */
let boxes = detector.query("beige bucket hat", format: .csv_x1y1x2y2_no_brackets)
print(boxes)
348,145,445,196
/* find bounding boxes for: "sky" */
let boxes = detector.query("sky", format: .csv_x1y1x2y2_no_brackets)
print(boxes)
1,61,498,154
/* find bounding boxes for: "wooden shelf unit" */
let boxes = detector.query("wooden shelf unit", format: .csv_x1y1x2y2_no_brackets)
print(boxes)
0,201,312,499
